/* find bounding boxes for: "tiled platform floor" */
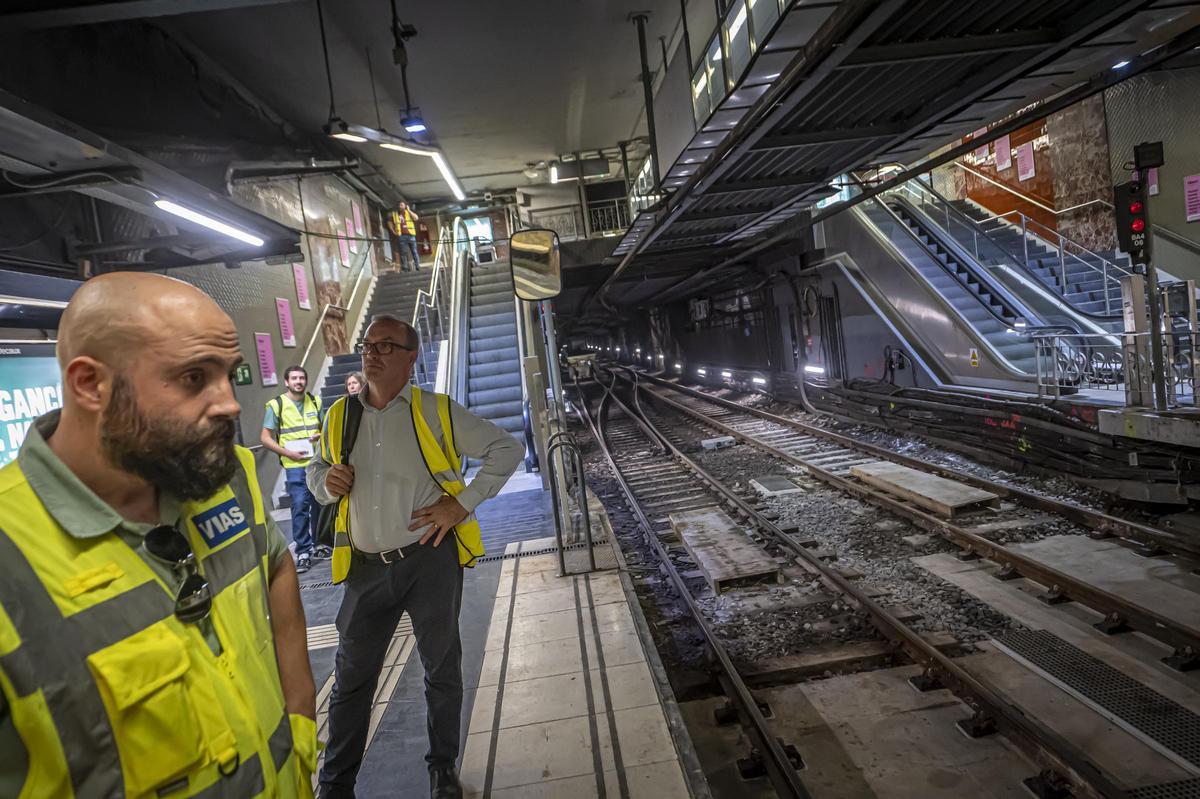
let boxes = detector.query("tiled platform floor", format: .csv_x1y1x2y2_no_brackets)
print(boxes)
460,537,689,799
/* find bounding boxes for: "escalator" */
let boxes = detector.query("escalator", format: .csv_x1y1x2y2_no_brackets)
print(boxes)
464,262,525,441
858,199,1042,376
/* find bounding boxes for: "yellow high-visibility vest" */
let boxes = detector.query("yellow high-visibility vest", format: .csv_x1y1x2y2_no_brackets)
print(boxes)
267,393,322,469
321,386,484,583
0,446,317,798
390,209,417,236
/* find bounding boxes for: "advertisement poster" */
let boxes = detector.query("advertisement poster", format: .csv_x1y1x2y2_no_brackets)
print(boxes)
352,201,365,237
293,262,311,310
0,348,62,467
1016,141,1035,182
994,134,1012,171
275,298,296,348
1185,174,1200,222
345,218,356,253
337,235,351,267
255,333,278,386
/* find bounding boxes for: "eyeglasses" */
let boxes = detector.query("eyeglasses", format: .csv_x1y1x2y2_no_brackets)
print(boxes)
356,340,414,356
144,525,213,624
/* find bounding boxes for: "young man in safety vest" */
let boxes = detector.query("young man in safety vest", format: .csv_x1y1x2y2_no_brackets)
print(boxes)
390,200,421,272
0,272,317,797
307,314,522,799
261,365,326,574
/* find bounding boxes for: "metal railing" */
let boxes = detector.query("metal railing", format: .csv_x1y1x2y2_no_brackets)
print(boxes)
899,178,1129,318
587,198,631,234
411,219,472,388
1032,330,1197,407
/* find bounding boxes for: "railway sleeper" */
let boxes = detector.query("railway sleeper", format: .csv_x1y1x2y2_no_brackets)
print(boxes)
736,740,805,781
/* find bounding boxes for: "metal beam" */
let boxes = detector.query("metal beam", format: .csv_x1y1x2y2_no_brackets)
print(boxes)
705,171,825,195
2,0,306,30
0,168,140,198
750,124,909,151
839,29,1059,67
677,204,777,222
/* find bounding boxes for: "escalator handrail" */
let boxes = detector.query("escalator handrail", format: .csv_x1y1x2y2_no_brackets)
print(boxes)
886,194,1041,327
909,181,1124,323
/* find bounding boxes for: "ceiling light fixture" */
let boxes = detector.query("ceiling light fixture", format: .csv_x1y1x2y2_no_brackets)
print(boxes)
432,152,465,201
550,162,560,184
401,110,427,133
1112,60,1131,70
154,199,265,247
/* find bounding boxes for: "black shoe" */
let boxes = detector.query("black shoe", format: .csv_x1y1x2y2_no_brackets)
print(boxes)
296,553,312,574
314,545,334,560
430,767,462,799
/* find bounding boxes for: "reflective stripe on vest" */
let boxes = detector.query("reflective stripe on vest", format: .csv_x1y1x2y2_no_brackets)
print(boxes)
324,389,484,584
0,445,300,798
270,394,321,468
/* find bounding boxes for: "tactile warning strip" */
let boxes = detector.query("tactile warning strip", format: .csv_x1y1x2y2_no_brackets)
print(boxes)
997,630,1200,768
1128,777,1200,799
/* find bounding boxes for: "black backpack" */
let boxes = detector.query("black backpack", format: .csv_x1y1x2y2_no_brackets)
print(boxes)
314,395,364,549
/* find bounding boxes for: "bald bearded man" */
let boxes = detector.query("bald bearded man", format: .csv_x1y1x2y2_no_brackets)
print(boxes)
0,273,318,798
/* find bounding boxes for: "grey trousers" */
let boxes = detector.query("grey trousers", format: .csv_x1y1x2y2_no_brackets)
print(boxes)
318,540,464,798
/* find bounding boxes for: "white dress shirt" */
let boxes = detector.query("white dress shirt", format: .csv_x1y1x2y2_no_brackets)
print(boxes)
307,384,523,552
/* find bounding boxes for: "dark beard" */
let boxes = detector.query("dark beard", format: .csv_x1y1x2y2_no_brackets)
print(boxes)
101,375,239,501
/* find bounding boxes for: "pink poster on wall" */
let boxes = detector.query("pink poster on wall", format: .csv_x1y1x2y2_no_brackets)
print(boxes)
345,218,357,253
275,298,296,347
1015,141,1035,182
994,134,1012,171
293,262,311,310
1185,174,1200,222
337,235,351,267
352,201,365,236
254,333,278,386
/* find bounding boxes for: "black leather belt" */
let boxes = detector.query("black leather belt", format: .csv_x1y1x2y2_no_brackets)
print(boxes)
352,542,423,565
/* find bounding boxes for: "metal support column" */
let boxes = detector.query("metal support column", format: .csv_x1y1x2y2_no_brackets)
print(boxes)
631,12,662,190
618,140,632,197
574,151,592,239
1145,261,1170,410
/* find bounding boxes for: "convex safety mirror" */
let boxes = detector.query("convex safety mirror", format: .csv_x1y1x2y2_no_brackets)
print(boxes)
510,228,562,301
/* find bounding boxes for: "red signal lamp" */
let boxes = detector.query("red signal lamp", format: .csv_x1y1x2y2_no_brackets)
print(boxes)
1129,201,1144,214
1132,218,1146,233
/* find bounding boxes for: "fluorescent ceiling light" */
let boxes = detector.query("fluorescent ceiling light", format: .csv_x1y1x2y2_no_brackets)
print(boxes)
331,131,368,142
154,199,264,247
697,368,707,376
380,141,431,156
803,364,825,375
1112,60,1131,69
752,377,767,385
431,152,466,201
674,362,682,369
721,370,733,378
550,163,559,184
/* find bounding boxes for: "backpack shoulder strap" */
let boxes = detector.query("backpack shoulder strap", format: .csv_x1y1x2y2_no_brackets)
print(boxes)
341,394,364,462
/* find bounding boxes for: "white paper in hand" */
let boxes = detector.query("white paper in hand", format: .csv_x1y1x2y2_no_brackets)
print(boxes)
291,439,314,459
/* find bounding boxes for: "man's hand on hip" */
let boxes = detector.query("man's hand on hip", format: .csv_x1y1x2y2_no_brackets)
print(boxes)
410,496,468,547
325,464,355,497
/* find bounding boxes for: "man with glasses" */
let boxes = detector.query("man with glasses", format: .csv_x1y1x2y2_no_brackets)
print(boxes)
0,272,318,797
308,314,522,799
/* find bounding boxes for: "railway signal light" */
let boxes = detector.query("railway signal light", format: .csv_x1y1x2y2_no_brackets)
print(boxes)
1114,180,1151,264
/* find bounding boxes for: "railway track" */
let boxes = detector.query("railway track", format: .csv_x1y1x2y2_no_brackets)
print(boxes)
577,367,1143,799
615,367,1200,674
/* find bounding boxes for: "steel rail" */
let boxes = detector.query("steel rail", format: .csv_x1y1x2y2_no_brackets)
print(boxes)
633,370,1200,561
596,367,1127,799
620,369,1200,670
576,368,813,799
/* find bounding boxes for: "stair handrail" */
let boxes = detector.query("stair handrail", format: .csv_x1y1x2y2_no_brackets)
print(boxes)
903,178,1127,317
410,226,454,387
445,218,472,407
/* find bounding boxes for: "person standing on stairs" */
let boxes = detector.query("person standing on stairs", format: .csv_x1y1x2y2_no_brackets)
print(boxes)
308,315,522,799
390,201,421,272
260,365,328,573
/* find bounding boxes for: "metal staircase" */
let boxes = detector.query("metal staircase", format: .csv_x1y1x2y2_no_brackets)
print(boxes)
465,262,524,440
948,199,1129,319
